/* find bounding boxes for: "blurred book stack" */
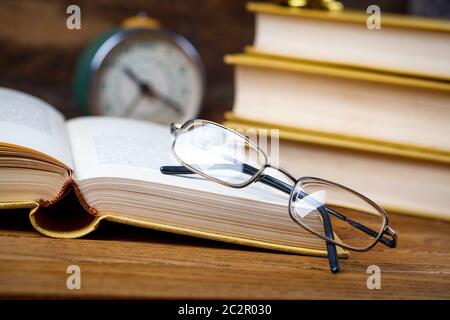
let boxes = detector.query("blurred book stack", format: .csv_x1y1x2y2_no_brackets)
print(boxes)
224,2,450,221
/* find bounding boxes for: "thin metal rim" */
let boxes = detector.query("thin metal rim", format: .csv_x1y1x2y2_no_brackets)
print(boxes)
170,119,269,189
87,27,206,120
288,176,389,252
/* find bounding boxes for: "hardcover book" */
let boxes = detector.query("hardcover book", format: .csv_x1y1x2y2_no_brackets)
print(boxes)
247,2,450,80
224,112,450,221
225,53,450,153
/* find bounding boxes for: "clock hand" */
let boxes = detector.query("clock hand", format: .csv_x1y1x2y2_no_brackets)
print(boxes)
122,67,145,87
123,66,183,114
120,92,142,117
152,90,184,114
141,84,183,114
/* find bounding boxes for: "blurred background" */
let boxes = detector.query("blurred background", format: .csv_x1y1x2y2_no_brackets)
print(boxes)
0,0,449,122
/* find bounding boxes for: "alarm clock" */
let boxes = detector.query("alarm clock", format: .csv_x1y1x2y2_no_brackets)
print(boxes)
74,16,205,125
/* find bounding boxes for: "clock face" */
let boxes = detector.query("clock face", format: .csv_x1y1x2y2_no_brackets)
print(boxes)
89,29,204,125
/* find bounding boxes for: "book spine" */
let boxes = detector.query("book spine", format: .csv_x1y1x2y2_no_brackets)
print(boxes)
30,179,102,239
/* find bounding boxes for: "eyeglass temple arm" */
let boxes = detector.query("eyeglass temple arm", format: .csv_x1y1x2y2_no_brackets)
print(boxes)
318,207,340,273
160,164,396,249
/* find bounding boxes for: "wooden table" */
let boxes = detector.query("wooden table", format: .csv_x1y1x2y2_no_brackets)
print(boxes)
0,209,449,299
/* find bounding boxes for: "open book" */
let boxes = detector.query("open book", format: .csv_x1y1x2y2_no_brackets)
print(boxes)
0,88,348,258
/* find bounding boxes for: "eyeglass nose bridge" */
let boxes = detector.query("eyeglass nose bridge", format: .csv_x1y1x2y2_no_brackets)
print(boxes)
268,164,297,185
170,123,182,137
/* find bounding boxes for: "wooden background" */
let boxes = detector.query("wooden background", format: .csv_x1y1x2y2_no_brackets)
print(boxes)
0,0,410,121
1,208,450,299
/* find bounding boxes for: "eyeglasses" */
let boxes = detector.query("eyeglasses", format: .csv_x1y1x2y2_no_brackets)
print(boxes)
160,119,397,273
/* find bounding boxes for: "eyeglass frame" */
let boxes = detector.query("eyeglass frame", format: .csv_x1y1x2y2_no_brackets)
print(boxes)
162,119,397,271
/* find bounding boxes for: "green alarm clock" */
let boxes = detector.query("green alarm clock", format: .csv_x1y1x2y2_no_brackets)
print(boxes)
74,16,205,125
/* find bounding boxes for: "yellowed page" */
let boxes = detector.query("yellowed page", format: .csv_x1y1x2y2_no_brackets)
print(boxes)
67,116,173,180
0,88,73,169
66,116,287,205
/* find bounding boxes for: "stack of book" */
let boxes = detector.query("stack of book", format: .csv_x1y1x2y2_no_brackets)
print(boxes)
224,2,450,221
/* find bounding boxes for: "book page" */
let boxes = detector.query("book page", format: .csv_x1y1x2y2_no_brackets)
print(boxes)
66,116,288,205
0,88,73,169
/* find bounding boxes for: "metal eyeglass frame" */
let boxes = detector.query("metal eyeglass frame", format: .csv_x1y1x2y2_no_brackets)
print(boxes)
160,119,398,273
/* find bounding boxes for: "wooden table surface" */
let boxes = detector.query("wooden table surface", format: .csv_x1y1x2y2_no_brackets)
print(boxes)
0,209,449,299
